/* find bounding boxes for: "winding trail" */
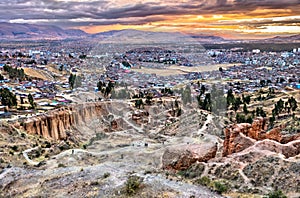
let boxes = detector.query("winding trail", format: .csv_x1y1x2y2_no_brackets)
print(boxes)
22,147,40,166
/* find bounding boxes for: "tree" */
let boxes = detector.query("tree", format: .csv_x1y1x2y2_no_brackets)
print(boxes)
104,81,114,97
28,93,35,109
233,97,242,112
243,103,248,114
97,81,104,91
227,89,235,106
203,93,212,111
145,93,153,105
68,73,76,89
3,65,25,80
68,73,82,90
277,99,284,113
243,95,251,104
256,107,266,117
135,99,143,109
288,97,298,112
0,88,17,107
269,116,275,127
236,113,245,123
200,85,206,96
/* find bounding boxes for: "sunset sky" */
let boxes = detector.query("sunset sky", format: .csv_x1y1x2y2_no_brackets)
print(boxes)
1,0,300,39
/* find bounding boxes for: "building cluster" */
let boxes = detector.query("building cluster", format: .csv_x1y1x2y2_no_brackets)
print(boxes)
0,42,299,119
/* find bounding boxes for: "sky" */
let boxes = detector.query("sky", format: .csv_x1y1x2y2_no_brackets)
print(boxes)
1,0,300,39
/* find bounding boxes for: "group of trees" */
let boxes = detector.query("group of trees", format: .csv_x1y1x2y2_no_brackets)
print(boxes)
0,88,36,109
0,88,17,107
227,90,251,112
97,80,115,97
197,84,227,115
161,88,174,96
3,65,25,80
270,97,298,126
132,91,154,108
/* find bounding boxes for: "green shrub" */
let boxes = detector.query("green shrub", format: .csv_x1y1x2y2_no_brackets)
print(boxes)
265,190,287,198
213,181,228,194
196,176,211,186
11,145,18,151
57,163,66,168
125,175,143,196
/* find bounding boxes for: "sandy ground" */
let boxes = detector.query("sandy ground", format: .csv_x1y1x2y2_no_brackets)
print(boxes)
132,63,241,76
23,68,52,81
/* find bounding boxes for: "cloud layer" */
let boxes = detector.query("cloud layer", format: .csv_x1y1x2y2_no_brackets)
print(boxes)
1,0,300,37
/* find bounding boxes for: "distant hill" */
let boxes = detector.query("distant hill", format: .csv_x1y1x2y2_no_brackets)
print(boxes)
92,29,226,44
188,34,225,42
1,22,299,44
266,34,300,43
0,22,88,40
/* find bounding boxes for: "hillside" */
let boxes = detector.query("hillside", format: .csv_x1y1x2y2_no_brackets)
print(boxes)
0,22,88,40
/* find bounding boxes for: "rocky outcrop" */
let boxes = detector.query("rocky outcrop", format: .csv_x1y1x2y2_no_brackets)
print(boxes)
223,117,300,156
162,143,217,170
131,110,149,125
16,102,110,140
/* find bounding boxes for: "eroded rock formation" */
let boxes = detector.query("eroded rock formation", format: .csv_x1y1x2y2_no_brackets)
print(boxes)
15,103,110,140
162,143,217,170
223,117,300,156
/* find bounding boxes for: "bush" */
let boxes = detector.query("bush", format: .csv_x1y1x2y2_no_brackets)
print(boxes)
265,190,287,198
57,163,66,168
196,176,211,186
213,181,228,194
11,145,18,151
125,175,143,196
103,172,111,178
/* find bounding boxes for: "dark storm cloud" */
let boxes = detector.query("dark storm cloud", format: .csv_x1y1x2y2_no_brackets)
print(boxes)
0,0,299,27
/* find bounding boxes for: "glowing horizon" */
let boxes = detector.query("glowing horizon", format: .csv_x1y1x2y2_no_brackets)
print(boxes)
1,0,300,39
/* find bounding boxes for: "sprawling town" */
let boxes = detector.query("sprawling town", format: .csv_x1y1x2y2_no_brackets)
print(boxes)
0,30,299,198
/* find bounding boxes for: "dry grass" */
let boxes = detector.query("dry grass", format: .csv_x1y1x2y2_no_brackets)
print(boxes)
131,63,240,76
23,68,51,81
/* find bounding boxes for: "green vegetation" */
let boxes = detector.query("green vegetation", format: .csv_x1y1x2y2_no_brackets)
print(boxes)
68,73,82,89
57,163,66,168
182,85,192,105
196,176,211,186
0,88,17,107
197,84,226,115
28,93,36,109
125,175,143,196
97,80,115,97
264,190,287,198
135,99,143,109
195,176,229,195
3,65,26,80
214,181,229,194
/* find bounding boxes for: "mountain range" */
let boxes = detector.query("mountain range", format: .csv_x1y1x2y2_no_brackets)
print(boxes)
0,22,299,43
0,22,88,39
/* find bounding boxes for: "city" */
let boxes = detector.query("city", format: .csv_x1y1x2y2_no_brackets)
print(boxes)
0,1,300,198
